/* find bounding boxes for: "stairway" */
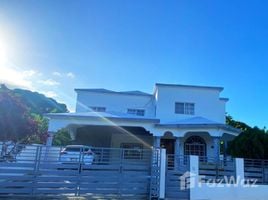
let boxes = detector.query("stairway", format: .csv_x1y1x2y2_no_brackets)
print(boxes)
165,170,190,200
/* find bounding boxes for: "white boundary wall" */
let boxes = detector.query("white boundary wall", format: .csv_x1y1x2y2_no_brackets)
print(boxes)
190,157,268,200
191,184,268,200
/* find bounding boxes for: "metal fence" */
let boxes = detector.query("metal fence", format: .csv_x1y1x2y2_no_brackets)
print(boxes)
165,154,190,200
0,145,160,199
244,159,268,184
199,157,236,183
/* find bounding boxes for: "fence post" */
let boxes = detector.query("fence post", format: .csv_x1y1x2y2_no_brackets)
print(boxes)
189,155,199,200
159,148,166,199
235,158,244,184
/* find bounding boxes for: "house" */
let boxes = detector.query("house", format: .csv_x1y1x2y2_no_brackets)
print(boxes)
45,83,240,159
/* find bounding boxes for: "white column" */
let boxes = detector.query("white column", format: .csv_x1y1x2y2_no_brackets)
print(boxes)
153,136,161,148
235,158,244,184
159,148,166,199
189,155,199,200
213,137,220,159
175,137,181,155
174,137,181,169
46,132,54,146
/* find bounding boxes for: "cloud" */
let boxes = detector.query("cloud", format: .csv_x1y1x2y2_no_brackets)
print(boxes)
66,72,75,79
40,91,58,98
52,71,62,77
38,79,60,86
22,70,37,77
52,71,75,79
0,66,36,89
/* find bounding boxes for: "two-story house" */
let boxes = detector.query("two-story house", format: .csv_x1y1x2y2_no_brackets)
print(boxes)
46,83,240,158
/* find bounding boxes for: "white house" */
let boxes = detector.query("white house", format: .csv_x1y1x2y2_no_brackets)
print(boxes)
46,83,240,159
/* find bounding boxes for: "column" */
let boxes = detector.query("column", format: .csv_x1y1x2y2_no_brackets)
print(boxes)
213,137,220,160
189,155,199,199
235,158,244,184
174,137,181,169
46,132,55,146
159,148,166,199
153,136,161,148
175,137,181,155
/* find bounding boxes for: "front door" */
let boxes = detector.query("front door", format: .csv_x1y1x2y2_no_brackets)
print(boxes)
160,139,175,155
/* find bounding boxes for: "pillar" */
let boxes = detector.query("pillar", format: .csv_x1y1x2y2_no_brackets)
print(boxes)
174,137,181,169
235,158,244,184
153,136,161,148
189,155,199,200
213,137,220,159
46,132,55,146
175,137,181,155
159,148,166,199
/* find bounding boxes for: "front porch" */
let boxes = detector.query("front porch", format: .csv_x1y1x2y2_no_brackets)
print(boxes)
45,113,240,161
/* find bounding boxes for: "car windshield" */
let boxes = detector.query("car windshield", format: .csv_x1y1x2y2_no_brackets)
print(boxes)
64,147,89,152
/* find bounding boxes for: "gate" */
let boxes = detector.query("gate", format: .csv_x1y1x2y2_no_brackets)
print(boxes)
0,145,160,199
165,154,190,200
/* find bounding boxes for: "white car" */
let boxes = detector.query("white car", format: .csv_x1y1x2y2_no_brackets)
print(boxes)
59,145,95,165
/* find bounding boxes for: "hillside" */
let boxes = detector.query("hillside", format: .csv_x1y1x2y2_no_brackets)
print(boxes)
0,84,69,144
13,88,68,115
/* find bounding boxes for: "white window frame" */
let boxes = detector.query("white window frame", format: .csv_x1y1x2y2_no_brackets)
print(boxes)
127,108,145,116
175,102,195,115
89,106,106,112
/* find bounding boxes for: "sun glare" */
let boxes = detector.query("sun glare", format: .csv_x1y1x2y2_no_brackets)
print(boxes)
0,40,8,66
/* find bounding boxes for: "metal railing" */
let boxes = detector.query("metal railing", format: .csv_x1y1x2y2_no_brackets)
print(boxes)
244,159,268,184
199,156,236,183
166,154,190,171
0,145,157,198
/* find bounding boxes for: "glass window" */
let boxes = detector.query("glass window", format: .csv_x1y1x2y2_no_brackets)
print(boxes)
90,106,106,112
127,109,145,116
175,102,195,115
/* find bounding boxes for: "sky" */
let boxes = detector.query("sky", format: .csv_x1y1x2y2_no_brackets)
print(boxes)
0,0,267,128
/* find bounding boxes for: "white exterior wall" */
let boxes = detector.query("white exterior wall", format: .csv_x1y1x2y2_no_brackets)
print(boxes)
155,86,226,123
191,184,268,200
74,85,227,124
76,91,155,118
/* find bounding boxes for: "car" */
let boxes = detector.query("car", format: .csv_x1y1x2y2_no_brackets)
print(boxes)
59,145,95,165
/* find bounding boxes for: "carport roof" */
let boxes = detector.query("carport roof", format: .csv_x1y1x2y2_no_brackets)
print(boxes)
45,111,160,123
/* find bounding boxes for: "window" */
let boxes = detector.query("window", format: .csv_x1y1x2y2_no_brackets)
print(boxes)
184,136,206,158
121,143,143,159
127,109,145,116
175,102,195,115
90,106,106,112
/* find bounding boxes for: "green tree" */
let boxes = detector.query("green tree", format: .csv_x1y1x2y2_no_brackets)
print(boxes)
227,115,268,159
52,128,72,146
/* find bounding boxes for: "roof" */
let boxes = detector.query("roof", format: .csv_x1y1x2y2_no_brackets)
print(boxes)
163,116,220,125
74,88,152,96
156,117,241,134
155,83,224,92
45,111,160,123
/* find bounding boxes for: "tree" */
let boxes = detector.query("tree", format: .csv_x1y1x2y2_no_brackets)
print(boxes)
52,128,72,146
227,115,268,159
25,114,49,144
0,84,38,143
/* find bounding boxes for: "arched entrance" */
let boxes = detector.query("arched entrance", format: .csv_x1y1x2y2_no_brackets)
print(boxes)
160,131,175,155
184,136,206,157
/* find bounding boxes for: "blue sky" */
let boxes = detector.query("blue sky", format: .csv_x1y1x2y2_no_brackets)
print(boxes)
0,0,267,128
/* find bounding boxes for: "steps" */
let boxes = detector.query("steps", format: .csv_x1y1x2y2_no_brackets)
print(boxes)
165,170,190,200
